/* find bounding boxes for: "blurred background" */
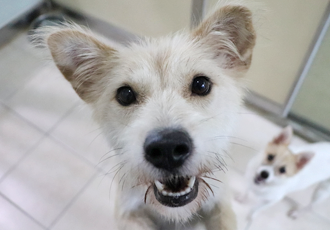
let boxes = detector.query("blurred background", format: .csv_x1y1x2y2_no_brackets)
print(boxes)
0,0,329,230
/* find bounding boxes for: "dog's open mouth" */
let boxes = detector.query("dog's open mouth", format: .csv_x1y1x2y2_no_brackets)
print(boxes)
254,175,265,185
153,176,199,207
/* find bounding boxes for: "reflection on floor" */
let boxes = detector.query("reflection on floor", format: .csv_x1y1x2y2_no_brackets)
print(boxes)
0,32,329,230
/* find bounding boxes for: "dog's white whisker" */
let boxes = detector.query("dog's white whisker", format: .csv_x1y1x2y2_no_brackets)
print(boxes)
109,161,127,196
98,147,124,162
202,175,222,184
200,178,214,196
229,141,257,151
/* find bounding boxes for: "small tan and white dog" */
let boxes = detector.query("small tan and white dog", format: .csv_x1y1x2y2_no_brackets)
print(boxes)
39,2,256,230
241,126,330,229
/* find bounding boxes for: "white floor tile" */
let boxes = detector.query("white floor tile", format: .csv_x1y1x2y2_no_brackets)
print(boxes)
0,104,43,180
6,63,80,132
51,173,116,230
0,137,97,227
313,195,330,221
0,195,45,230
249,203,330,230
49,103,112,171
0,37,42,100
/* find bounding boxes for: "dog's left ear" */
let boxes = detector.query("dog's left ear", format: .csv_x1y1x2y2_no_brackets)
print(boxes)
295,152,314,171
192,4,256,70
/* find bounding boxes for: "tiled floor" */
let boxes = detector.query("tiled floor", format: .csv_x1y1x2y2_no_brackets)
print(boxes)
0,31,329,230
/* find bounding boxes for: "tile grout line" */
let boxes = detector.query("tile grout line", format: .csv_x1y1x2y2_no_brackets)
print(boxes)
2,63,46,102
0,135,46,184
0,192,48,230
1,99,108,172
0,101,48,136
1,99,107,178
0,102,79,184
47,171,99,229
48,135,107,174
44,101,82,135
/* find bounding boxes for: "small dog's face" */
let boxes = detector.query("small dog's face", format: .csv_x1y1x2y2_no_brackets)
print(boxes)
44,5,256,221
254,127,314,186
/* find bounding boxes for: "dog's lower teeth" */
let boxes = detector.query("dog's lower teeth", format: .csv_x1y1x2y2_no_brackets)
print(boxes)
161,189,191,197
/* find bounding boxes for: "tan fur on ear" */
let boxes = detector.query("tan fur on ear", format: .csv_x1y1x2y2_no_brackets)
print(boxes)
296,152,314,171
192,4,256,70
47,27,117,103
273,126,293,146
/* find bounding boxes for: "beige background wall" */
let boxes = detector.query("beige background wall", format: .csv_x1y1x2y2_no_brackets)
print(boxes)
55,0,192,37
55,0,329,106
291,22,330,130
208,0,329,105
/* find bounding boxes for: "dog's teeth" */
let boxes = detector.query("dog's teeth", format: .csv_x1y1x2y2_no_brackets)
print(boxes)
155,180,164,191
161,187,192,197
188,176,196,188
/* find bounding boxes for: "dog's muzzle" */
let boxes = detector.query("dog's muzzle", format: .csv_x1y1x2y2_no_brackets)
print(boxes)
144,128,198,207
255,166,273,185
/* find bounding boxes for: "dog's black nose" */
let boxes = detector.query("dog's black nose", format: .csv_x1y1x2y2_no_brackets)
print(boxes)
260,170,269,179
144,128,193,171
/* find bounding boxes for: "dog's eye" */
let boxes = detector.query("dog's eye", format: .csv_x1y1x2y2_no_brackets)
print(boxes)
116,86,136,106
267,154,275,161
191,76,212,96
279,166,286,174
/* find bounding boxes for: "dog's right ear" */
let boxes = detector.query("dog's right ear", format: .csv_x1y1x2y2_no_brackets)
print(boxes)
192,4,256,71
46,28,117,103
295,151,314,171
272,126,293,146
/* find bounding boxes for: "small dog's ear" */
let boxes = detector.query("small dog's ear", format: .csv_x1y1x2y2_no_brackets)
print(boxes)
273,126,293,145
295,152,314,170
192,5,256,70
47,28,117,103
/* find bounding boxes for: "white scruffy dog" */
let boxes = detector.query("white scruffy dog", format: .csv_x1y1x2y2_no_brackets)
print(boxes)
241,126,330,229
39,2,256,229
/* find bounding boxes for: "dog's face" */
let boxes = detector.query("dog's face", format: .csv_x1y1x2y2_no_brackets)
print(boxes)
45,5,256,221
254,126,314,186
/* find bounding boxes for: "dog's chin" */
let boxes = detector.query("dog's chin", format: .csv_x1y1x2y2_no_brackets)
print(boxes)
145,176,210,222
